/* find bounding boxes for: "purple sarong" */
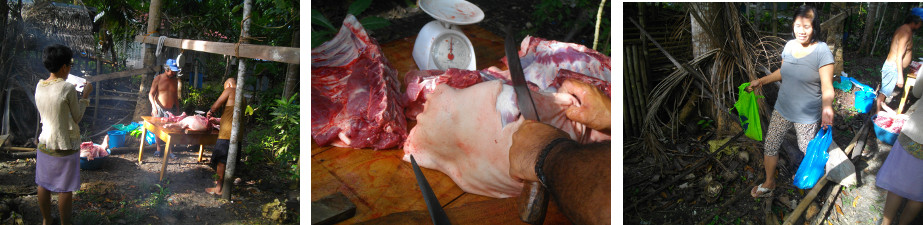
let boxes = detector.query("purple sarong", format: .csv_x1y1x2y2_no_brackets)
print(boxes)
877,140,923,202
35,149,80,192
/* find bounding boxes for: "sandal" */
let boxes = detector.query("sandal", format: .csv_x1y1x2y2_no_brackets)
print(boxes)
751,183,774,198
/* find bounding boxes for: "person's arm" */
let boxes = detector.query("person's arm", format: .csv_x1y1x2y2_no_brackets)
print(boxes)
892,29,910,87
748,67,783,92
149,75,161,115
66,84,90,124
819,64,835,127
208,86,233,117
509,121,610,224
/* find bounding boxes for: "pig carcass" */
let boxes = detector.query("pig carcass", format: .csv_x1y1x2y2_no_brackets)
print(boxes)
402,36,611,198
311,14,407,150
403,81,609,198
163,114,211,131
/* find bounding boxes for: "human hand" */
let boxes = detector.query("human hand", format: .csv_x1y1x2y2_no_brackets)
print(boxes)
206,110,213,118
509,120,570,182
81,83,93,99
821,106,834,128
746,79,762,92
898,76,905,89
558,79,610,131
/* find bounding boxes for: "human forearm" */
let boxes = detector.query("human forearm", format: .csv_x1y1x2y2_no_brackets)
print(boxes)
759,69,783,85
542,141,611,224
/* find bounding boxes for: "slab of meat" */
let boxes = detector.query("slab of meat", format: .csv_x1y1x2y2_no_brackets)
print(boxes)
403,81,610,198
157,111,187,123
480,36,610,93
80,142,108,160
403,68,481,119
311,14,406,150
163,114,211,131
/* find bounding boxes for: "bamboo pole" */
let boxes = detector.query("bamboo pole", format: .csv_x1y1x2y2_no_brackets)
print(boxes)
223,0,252,200
625,45,639,135
622,46,635,135
632,45,645,135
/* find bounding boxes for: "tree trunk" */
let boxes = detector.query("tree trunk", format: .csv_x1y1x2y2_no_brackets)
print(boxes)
132,0,164,121
223,0,253,201
859,2,878,54
771,3,777,34
690,3,732,131
282,27,299,100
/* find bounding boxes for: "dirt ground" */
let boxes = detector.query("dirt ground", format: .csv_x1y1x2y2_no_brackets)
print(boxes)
0,140,298,224
624,54,923,224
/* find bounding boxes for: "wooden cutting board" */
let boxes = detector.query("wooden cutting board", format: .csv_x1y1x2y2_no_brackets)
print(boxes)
311,26,569,224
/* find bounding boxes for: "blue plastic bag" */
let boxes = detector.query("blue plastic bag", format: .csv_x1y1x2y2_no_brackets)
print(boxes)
793,126,832,189
145,130,156,145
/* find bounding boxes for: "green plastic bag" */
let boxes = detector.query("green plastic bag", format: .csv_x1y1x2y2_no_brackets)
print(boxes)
734,82,764,141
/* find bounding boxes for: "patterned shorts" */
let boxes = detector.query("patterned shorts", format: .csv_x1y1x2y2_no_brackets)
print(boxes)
763,111,819,156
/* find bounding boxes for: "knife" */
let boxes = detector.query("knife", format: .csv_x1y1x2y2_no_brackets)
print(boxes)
410,155,452,225
505,26,549,225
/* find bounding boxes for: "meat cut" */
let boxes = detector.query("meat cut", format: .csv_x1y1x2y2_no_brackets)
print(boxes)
480,36,610,93
311,14,407,150
403,68,481,119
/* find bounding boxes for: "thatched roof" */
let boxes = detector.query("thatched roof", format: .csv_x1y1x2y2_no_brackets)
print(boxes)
22,1,96,53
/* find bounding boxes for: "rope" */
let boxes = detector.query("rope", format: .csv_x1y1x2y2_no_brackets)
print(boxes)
155,36,167,57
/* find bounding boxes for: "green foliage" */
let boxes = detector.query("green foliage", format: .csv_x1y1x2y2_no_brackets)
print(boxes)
181,82,224,112
697,119,714,129
529,0,610,55
311,0,392,48
244,93,300,181
147,184,170,209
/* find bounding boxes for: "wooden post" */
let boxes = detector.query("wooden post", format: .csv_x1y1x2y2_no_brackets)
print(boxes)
771,3,777,34
133,0,163,121
282,27,299,100
93,52,100,122
223,0,252,200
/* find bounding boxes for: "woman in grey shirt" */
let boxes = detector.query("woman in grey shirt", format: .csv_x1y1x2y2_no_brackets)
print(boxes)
747,4,835,198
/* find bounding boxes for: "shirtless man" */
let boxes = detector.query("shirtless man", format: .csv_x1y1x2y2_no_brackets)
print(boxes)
205,78,243,195
878,15,923,113
149,59,181,157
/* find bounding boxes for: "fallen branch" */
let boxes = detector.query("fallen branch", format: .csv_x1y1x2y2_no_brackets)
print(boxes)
629,129,745,210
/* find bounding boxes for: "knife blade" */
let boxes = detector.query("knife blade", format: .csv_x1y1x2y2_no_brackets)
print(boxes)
506,31,540,122
505,26,550,225
410,155,452,225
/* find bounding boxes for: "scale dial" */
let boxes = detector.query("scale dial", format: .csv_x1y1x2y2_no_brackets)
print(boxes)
430,33,472,71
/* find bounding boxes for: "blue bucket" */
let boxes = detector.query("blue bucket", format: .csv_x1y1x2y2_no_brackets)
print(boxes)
872,115,899,145
855,90,876,114
108,130,126,148
80,149,110,170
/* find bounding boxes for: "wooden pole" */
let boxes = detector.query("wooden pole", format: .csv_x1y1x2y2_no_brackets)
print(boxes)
133,0,163,121
132,35,299,64
93,52,100,122
223,0,252,200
